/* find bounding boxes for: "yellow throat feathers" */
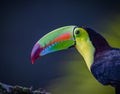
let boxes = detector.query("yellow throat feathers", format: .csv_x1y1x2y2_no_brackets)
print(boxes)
75,28,95,70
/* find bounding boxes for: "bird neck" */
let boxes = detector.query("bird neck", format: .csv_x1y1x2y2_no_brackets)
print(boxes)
84,28,111,58
76,27,111,70
75,38,95,70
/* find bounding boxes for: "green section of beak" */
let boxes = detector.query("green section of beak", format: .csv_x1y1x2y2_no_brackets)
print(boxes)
31,26,76,63
38,26,76,47
38,26,76,56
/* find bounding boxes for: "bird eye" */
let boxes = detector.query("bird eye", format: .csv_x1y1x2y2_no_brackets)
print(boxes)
75,30,80,35
75,30,80,37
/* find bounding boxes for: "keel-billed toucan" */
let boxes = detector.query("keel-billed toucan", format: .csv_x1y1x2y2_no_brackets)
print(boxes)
31,26,120,94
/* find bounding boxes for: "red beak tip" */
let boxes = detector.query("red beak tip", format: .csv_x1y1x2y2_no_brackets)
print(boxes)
31,43,41,64
31,56,36,64
31,58,34,64
32,61,34,64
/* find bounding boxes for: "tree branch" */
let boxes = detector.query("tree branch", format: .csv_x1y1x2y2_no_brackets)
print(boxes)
0,82,51,94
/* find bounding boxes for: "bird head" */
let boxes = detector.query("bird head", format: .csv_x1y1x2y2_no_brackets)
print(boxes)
31,26,110,70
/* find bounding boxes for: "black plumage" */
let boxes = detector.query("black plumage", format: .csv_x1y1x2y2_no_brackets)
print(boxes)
91,48,120,94
84,27,120,94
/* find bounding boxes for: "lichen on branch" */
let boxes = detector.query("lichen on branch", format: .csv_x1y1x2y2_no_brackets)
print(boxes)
0,82,51,94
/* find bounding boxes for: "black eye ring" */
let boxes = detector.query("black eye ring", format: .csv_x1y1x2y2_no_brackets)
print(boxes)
75,30,80,35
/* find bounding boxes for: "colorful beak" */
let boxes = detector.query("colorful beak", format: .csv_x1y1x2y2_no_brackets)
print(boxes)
31,26,76,64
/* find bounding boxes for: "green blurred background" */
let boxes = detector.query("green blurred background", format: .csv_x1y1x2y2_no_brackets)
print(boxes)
1,0,120,94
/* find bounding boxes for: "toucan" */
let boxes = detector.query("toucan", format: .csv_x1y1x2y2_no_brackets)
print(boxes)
31,26,120,94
